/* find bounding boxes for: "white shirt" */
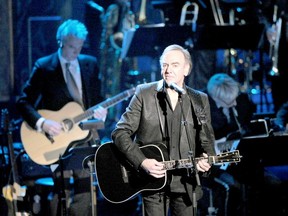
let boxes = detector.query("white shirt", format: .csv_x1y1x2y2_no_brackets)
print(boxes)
58,49,83,97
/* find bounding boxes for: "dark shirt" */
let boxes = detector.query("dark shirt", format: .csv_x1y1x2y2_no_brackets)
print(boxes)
166,92,186,193
208,92,256,140
166,94,182,160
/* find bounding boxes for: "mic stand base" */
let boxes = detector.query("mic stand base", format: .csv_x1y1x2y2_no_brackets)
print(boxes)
87,160,97,216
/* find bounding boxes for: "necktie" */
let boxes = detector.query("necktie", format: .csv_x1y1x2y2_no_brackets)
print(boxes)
222,107,231,123
65,62,83,106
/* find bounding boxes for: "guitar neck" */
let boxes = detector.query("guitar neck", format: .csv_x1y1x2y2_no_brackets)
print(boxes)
163,159,192,171
73,88,135,123
162,158,205,170
162,151,241,171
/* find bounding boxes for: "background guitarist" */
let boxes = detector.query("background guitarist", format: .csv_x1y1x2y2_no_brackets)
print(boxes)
203,73,256,216
112,44,216,216
16,19,107,216
204,72,286,215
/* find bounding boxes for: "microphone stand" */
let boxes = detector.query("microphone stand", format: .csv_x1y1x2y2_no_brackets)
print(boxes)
57,155,67,216
87,160,97,216
178,93,201,215
79,119,104,215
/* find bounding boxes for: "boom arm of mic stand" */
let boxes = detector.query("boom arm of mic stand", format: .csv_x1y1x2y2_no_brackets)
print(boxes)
87,160,97,216
58,154,67,216
79,119,105,146
79,119,105,131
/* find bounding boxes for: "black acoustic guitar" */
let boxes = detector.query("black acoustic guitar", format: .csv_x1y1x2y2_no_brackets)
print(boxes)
95,142,241,204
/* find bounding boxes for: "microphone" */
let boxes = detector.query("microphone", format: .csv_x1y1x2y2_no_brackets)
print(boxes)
79,119,105,130
169,83,186,95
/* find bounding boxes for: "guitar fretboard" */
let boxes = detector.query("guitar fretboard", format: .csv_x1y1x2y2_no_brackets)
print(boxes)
73,88,135,123
163,159,192,170
162,151,241,171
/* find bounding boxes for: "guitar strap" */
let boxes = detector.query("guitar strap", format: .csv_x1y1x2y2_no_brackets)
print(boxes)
185,88,219,202
187,89,215,146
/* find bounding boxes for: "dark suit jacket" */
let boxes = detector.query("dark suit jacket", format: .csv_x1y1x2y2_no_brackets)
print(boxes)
17,52,103,128
207,92,256,140
112,80,215,170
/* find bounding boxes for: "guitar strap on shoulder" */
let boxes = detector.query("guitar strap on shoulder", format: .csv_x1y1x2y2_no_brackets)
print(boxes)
188,90,205,125
186,89,203,131
187,89,215,147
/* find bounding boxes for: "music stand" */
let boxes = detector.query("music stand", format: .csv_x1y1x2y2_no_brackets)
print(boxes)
193,23,267,108
121,23,265,59
55,119,104,216
55,146,99,216
193,23,265,50
121,24,194,59
54,146,97,171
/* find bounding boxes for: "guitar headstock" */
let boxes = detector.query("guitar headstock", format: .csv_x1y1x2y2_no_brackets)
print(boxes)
212,150,242,165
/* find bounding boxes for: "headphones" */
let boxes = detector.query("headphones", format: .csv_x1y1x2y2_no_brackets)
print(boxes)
58,40,64,48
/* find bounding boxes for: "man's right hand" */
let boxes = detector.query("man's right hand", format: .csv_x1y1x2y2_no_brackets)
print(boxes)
42,119,62,136
140,158,166,178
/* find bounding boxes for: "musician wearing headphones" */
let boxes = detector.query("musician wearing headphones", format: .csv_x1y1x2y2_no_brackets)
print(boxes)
203,73,256,216
17,19,107,215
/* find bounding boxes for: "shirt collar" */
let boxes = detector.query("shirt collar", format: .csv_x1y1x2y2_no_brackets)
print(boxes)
58,49,78,66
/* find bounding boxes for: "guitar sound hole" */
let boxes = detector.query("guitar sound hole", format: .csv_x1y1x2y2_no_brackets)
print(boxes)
62,119,74,131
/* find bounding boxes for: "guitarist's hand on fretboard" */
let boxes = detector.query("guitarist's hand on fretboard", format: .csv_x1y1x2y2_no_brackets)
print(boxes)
196,153,211,172
141,158,165,178
93,106,107,122
42,119,63,136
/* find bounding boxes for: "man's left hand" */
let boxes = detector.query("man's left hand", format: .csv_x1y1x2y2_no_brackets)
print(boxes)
93,106,108,121
196,153,211,172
